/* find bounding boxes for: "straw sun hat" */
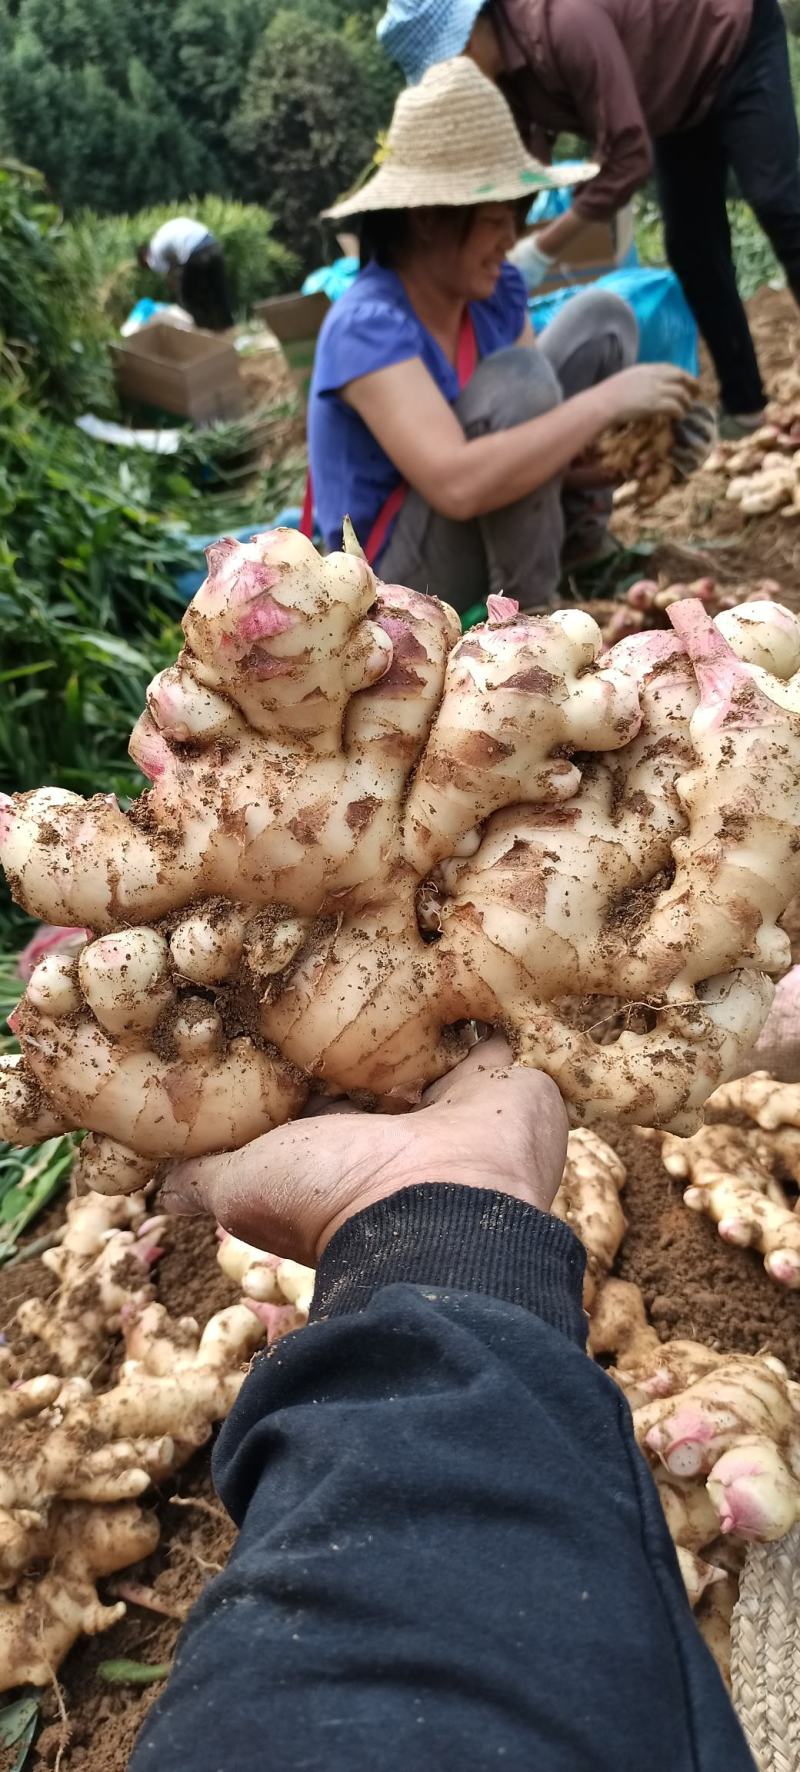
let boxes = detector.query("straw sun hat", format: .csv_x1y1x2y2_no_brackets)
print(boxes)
324,58,597,219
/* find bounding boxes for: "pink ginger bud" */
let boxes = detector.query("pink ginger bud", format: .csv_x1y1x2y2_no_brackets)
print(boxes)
486,593,520,626
707,1438,799,1540
17,924,92,983
626,579,659,610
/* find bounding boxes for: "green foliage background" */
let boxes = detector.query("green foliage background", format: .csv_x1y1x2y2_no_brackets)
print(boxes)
0,0,400,271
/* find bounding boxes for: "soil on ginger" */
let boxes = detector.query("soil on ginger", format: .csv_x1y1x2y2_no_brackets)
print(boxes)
0,1213,241,1772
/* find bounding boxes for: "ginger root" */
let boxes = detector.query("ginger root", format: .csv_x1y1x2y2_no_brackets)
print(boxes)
707,1069,800,1129
662,1116,800,1289
0,1297,264,1684
594,414,678,506
3,533,800,1189
705,407,800,519
16,1188,169,1374
589,1269,800,1690
697,1573,738,1688
0,1501,160,1691
0,1303,262,1582
601,577,783,649
552,1129,626,1309
216,1228,314,1339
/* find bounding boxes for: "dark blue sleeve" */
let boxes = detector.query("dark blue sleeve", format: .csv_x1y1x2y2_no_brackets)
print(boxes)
131,1185,754,1772
313,296,422,397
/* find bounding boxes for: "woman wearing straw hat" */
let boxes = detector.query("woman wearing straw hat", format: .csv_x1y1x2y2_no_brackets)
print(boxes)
307,58,695,611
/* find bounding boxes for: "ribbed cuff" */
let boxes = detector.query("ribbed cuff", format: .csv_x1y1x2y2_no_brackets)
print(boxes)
311,1184,587,1346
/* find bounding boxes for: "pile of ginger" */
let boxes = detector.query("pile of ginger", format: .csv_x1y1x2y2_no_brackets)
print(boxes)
0,1187,296,1691
558,1125,800,1686
595,413,678,506
662,1071,800,1292
600,574,782,648
1,527,800,1702
705,369,800,515
2,1111,797,1696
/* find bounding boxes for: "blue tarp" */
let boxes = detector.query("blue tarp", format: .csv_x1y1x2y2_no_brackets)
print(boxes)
527,167,593,224
530,264,699,376
301,257,359,302
122,297,175,331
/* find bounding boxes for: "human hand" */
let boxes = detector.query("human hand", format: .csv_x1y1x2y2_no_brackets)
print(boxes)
159,1036,568,1267
606,363,699,423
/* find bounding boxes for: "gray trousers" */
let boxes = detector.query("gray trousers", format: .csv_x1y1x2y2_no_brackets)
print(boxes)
377,289,638,612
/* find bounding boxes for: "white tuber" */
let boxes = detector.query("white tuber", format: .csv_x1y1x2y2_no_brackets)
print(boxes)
662,1117,800,1289
216,1229,314,1338
0,1503,160,1692
2,534,800,1189
15,1188,167,1375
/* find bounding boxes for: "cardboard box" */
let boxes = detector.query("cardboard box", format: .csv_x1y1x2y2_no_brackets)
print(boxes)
111,324,245,423
532,203,635,296
254,291,331,399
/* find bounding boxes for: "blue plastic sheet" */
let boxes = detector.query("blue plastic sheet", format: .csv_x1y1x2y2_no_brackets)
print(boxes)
301,257,359,302
530,265,699,375
122,297,174,331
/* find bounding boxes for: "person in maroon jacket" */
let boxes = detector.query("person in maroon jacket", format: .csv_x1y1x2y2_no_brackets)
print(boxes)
379,0,800,434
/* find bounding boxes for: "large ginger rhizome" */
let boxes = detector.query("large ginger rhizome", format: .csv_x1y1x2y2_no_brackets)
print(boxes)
2,528,799,1193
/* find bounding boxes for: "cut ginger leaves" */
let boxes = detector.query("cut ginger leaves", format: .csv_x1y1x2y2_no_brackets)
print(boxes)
3,529,800,1192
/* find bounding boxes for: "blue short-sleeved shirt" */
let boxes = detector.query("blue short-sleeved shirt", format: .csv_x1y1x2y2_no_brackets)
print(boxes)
308,259,528,557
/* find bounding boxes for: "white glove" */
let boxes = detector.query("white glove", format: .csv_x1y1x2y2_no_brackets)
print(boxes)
508,235,556,292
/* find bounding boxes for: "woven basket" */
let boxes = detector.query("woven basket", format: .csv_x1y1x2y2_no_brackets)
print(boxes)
731,1525,800,1771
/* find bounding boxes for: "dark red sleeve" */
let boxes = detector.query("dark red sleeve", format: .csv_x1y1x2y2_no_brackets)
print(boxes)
549,1,653,218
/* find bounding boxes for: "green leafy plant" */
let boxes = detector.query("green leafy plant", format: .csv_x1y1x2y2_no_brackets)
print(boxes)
227,8,397,272
635,193,785,302
0,160,113,415
0,1693,39,1772
0,0,219,215
0,932,76,1256
0,394,191,800
0,1135,76,1263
